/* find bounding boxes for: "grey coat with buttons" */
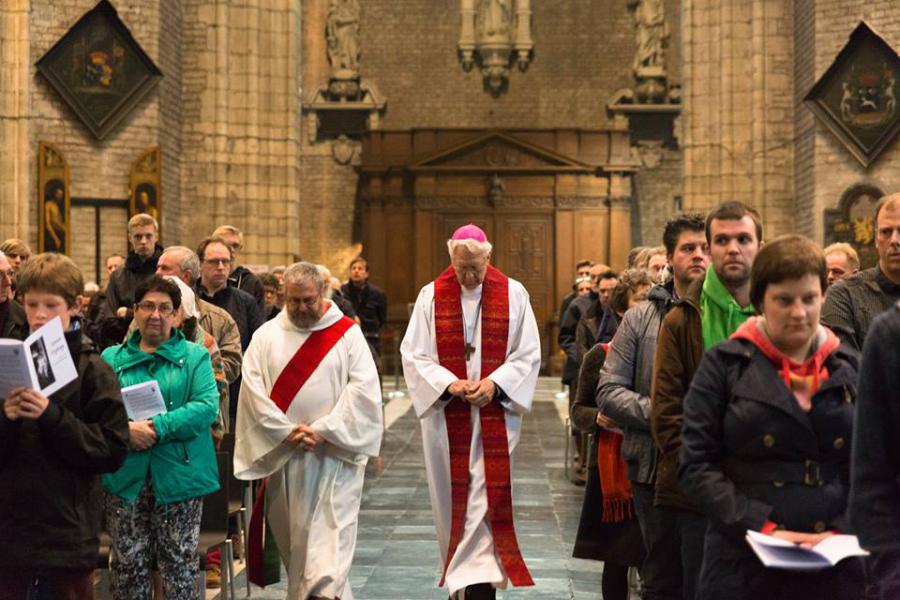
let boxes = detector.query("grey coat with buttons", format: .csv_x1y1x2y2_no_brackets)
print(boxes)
679,336,861,597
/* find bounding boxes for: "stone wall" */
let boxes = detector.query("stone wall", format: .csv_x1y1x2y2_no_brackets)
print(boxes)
681,0,795,238
796,2,900,242
180,0,302,268
298,0,684,271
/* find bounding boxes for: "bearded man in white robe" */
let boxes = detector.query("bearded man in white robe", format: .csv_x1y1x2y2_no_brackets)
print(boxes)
401,224,541,600
234,261,382,600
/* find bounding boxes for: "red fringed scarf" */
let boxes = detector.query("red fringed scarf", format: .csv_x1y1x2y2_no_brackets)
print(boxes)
595,342,634,523
433,264,533,588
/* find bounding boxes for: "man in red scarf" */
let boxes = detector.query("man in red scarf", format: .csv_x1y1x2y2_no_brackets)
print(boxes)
401,224,542,600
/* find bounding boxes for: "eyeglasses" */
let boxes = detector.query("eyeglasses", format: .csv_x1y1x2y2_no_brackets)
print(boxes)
204,258,232,267
136,301,175,316
226,242,242,252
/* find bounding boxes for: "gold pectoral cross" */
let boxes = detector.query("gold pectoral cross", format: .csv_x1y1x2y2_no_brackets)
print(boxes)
465,343,476,362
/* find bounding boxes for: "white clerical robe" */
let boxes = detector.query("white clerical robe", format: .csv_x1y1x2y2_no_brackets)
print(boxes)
234,302,382,600
400,277,541,595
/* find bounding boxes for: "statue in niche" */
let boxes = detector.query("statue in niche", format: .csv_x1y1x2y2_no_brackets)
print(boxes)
478,0,512,41
628,0,669,103
326,0,360,74
632,0,668,72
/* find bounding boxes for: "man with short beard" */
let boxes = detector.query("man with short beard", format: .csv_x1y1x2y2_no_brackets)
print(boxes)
234,262,382,600
651,202,762,600
598,214,709,599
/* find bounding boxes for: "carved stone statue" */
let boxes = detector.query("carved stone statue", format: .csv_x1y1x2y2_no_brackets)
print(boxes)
632,0,668,73
326,0,360,74
478,0,512,40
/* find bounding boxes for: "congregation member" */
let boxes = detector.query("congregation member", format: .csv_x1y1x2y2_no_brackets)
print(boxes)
212,224,266,311
0,253,129,600
102,276,220,600
575,275,592,296
679,235,863,599
105,253,125,277
572,341,644,600
850,301,900,599
318,263,357,319
196,236,264,420
577,268,653,362
598,214,708,600
558,259,594,322
634,245,668,281
823,242,860,288
235,261,382,600
341,256,387,360
96,214,163,348
401,224,541,600
0,238,30,293
155,245,242,389
559,265,616,472
571,273,654,599
0,251,26,338
260,272,282,320
822,194,900,350
651,201,762,599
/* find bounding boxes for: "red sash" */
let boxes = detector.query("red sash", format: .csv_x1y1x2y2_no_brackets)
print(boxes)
247,315,356,588
434,265,533,587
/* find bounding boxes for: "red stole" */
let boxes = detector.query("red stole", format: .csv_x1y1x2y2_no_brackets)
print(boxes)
434,265,533,587
247,315,356,588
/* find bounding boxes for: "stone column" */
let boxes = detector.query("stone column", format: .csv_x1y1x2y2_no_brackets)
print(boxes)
607,173,633,271
0,0,31,238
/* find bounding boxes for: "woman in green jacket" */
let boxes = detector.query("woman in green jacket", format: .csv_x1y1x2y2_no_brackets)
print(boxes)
101,276,220,600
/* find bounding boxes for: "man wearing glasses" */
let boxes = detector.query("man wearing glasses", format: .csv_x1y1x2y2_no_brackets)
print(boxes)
213,225,266,313
197,236,264,420
96,213,163,349
822,193,900,350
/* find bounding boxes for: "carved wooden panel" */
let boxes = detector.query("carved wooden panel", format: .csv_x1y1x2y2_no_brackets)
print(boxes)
496,214,553,366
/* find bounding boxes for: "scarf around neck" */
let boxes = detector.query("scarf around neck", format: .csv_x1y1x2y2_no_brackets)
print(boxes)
731,317,840,412
700,265,755,349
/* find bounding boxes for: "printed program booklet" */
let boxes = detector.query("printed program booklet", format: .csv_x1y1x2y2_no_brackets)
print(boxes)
120,380,167,421
0,316,77,399
746,529,869,571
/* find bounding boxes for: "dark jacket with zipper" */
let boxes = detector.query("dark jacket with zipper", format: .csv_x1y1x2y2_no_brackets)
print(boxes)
95,245,163,349
0,323,129,568
679,337,860,598
228,265,266,313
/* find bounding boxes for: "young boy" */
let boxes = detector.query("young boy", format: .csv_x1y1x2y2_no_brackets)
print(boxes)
0,253,129,600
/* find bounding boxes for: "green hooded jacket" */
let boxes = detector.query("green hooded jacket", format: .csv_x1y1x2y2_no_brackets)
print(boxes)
101,329,220,504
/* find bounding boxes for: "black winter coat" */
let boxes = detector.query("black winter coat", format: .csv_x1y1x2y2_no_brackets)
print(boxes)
341,281,386,346
0,299,27,340
680,337,863,599
0,325,129,569
95,246,163,348
228,265,266,313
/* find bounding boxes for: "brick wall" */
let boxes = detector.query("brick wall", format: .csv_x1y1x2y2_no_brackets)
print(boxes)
799,2,900,242
26,1,164,282
682,0,794,238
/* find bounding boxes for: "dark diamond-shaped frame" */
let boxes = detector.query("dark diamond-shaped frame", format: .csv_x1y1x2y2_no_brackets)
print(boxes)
36,0,162,141
804,22,900,168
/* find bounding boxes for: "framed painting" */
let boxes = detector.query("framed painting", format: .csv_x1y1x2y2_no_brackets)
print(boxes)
35,0,162,140
804,22,900,168
130,146,161,238
38,142,71,255
824,183,883,269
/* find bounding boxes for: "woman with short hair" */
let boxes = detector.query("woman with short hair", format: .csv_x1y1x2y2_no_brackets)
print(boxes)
101,275,220,600
679,234,863,599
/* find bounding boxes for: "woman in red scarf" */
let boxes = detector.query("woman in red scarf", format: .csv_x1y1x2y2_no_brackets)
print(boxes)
679,235,863,599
